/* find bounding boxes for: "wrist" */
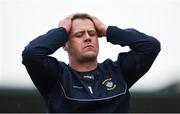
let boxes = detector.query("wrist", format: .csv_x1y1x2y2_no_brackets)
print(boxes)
97,25,108,37
103,25,108,36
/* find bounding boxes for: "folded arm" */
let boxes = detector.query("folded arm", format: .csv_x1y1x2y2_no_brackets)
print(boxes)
22,28,68,94
106,26,161,88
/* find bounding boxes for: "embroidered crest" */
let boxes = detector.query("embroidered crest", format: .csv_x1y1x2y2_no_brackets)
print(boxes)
102,78,116,91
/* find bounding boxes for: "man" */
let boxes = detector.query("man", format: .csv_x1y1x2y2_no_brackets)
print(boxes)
22,13,160,112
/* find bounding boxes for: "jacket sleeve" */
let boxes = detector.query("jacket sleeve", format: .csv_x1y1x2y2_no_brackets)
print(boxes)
22,27,68,94
106,26,161,88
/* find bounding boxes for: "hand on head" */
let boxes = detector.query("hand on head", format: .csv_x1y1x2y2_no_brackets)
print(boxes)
58,14,74,33
90,16,107,37
58,13,107,37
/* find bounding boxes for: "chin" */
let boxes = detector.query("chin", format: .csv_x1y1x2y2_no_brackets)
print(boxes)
80,53,97,62
84,52,97,58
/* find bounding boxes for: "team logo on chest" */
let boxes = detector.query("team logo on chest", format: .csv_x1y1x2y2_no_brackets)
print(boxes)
102,78,116,91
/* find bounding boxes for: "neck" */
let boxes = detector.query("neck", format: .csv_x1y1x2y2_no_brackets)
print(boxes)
69,58,98,72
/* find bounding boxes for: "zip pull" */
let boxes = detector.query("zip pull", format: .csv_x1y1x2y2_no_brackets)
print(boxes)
88,86,93,94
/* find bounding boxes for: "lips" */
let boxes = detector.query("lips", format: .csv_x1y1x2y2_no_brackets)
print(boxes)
84,45,94,49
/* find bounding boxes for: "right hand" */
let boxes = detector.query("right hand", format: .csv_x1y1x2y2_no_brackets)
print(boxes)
58,14,74,33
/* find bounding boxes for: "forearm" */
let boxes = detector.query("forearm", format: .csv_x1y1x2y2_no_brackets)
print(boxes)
106,26,161,57
24,27,68,55
107,26,160,49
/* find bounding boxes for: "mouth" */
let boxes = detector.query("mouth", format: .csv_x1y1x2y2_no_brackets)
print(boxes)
84,45,94,49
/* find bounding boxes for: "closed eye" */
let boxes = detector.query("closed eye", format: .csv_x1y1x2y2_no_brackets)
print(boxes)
88,30,97,37
74,32,84,38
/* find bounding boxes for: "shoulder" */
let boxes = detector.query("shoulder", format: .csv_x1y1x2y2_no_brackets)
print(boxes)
99,59,120,70
58,61,68,67
57,61,70,71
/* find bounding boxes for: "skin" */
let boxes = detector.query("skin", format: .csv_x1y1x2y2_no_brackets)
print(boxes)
59,14,107,72
67,19,99,62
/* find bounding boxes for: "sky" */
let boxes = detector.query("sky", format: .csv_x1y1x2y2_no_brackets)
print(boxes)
0,0,180,91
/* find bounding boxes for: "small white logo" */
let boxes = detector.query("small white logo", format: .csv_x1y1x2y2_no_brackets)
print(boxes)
83,75,94,80
73,86,83,89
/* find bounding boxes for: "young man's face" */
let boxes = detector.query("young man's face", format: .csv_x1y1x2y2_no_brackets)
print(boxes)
64,18,99,62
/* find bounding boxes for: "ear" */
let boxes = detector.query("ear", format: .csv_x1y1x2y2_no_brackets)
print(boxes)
63,42,69,51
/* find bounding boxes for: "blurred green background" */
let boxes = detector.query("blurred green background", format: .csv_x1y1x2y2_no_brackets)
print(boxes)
0,82,180,113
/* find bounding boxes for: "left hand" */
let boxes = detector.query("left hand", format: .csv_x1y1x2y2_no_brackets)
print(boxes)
90,16,108,37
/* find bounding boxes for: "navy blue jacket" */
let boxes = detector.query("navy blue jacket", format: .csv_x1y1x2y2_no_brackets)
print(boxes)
22,26,160,112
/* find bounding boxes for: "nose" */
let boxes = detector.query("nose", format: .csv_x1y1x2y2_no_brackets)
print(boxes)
84,32,91,42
